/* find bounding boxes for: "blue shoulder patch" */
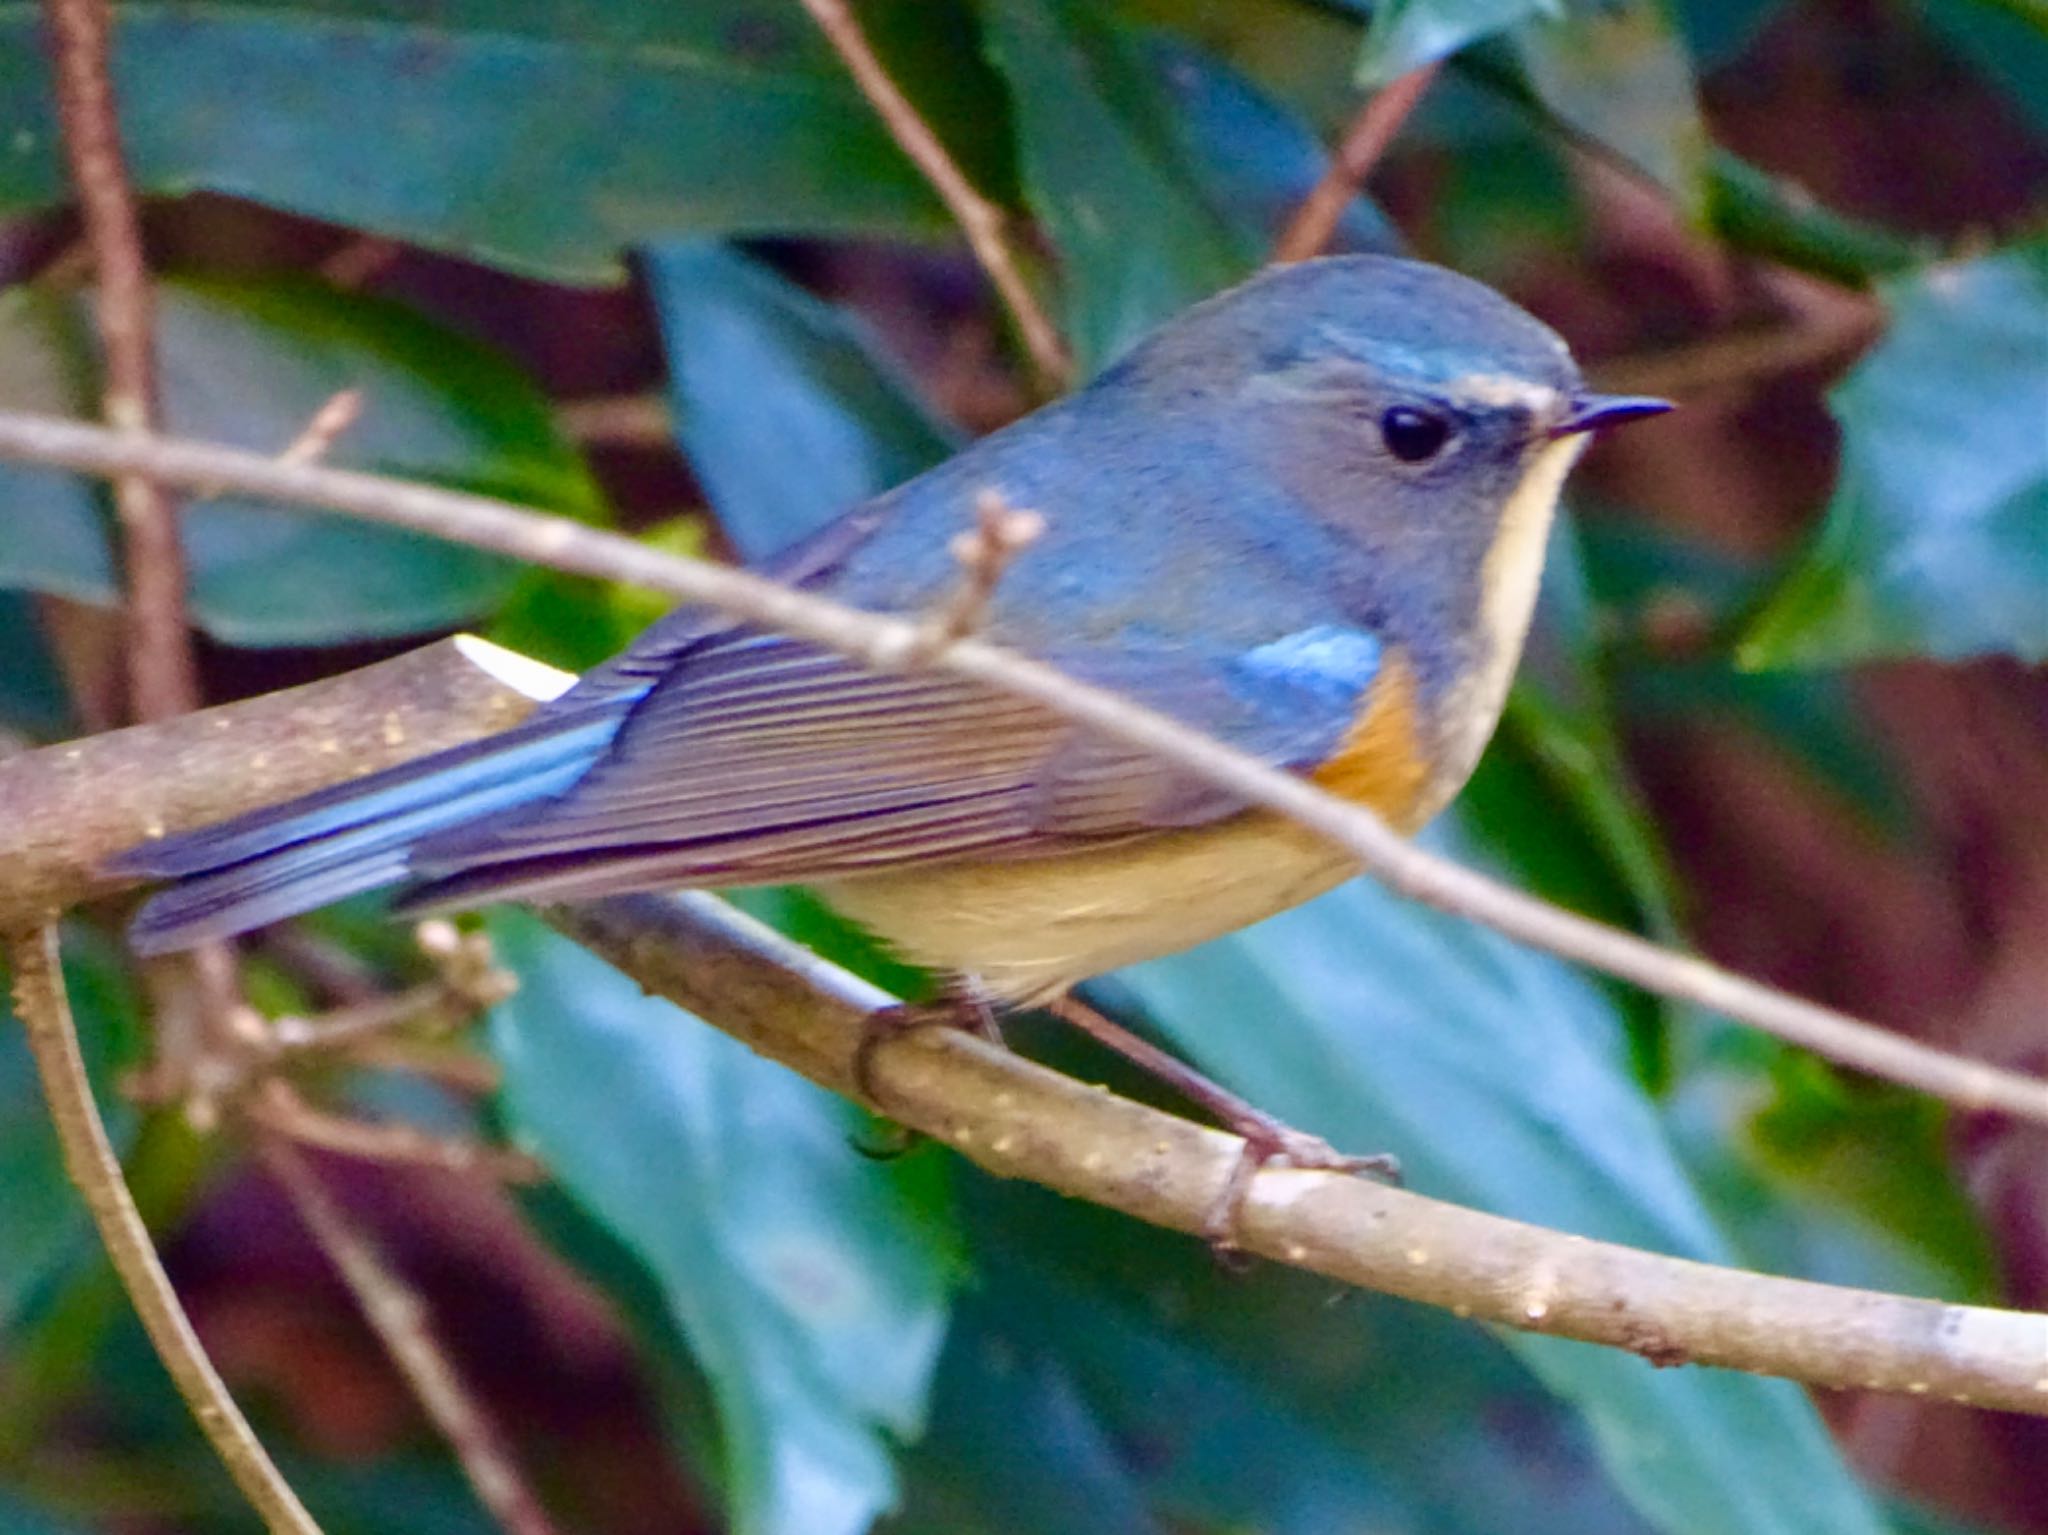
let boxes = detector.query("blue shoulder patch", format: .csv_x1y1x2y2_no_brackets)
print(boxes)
1234,624,1382,703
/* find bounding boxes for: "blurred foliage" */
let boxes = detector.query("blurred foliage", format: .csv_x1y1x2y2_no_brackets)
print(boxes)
1,0,2045,1533
1745,241,2048,665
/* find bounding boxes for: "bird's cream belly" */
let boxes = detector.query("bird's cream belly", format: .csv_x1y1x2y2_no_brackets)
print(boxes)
815,813,1359,1004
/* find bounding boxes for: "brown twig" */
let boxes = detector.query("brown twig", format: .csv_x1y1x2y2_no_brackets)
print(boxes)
317,234,404,291
892,489,1046,663
258,1137,561,1535
3,926,322,1535
249,1081,545,1184
557,393,673,450
1273,62,1441,264
2,412,2041,1125
555,891,2048,1416
278,388,365,466
795,0,1073,389
40,0,198,721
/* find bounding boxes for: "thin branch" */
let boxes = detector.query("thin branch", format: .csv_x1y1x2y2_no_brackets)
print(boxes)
40,0,198,721
891,489,1045,664
258,1136,561,1535
557,392,673,450
248,1081,546,1184
795,0,1073,389
554,892,2048,1416
3,925,323,1535
277,388,365,466
1,413,2041,1127
1273,63,1441,264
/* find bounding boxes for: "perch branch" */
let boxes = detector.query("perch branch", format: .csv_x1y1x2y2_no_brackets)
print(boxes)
551,891,2048,1416
795,0,1073,388
4,610,2045,1410
3,925,322,1535
0,410,2040,1127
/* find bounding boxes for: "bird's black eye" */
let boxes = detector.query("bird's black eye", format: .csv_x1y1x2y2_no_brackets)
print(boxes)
1380,405,1452,464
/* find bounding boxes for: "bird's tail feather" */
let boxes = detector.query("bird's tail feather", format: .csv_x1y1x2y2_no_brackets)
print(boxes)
118,705,627,954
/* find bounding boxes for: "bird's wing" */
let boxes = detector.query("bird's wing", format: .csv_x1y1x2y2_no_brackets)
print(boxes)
400,624,1380,908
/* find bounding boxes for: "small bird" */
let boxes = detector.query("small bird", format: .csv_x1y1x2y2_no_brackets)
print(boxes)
117,256,1667,1008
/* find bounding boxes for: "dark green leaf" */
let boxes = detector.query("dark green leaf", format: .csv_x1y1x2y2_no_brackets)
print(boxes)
486,912,959,1535
981,0,1256,373
1357,0,1561,87
1920,0,2048,136
647,242,961,567
0,275,602,647
1668,0,1792,65
1700,150,1925,285
1091,828,1884,1535
1581,519,1912,830
0,2,1011,282
0,593,72,738
1514,1,1708,211
1743,242,2048,666
1137,29,1403,257
895,1188,1659,1535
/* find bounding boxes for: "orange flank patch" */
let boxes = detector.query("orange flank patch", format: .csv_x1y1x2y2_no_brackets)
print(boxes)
1308,650,1432,831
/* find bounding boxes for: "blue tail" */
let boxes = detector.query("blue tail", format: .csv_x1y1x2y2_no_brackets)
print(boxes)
117,703,629,955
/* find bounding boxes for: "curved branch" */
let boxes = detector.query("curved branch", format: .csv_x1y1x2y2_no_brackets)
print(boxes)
3,925,323,1535
0,410,2039,1126
550,892,2048,1417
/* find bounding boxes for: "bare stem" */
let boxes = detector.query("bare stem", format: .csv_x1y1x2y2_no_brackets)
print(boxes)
259,1137,561,1535
249,1081,546,1184
1273,63,1440,264
795,0,1073,388
3,925,322,1535
40,0,198,720
0,412,2039,1126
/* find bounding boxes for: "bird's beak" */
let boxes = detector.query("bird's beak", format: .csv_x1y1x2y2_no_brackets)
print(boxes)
1549,393,1674,439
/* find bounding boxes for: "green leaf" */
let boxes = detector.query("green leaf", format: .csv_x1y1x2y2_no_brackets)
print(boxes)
0,275,603,647
1580,520,1912,831
0,1,1012,282
1743,242,2048,666
647,242,961,567
486,911,959,1535
1699,150,1925,286
1136,29,1403,258
1920,0,2048,136
1514,1,1708,211
895,1187,1659,1535
1091,825,1885,1535
0,594,72,738
981,0,1256,373
1357,0,1563,88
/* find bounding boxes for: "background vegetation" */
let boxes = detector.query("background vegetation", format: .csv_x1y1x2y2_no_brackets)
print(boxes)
0,0,2045,1531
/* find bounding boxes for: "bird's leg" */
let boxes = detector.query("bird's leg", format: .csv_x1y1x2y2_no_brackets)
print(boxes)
1049,994,1400,1254
852,978,1006,1108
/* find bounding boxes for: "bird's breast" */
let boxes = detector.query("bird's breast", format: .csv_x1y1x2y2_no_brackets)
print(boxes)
816,650,1442,1002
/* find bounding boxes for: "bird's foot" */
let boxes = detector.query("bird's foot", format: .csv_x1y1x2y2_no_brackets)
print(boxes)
1044,993,1397,1259
852,985,1006,1108
1202,1107,1401,1260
